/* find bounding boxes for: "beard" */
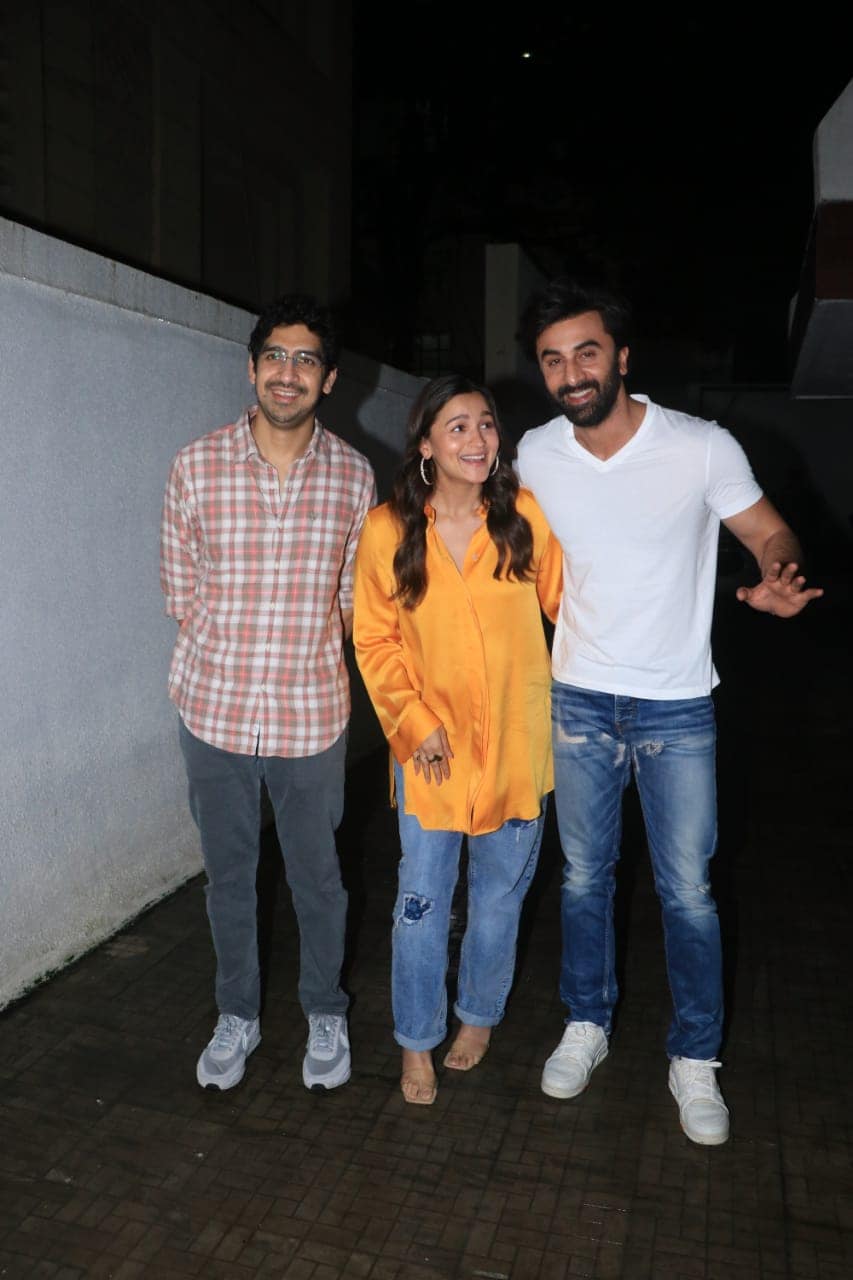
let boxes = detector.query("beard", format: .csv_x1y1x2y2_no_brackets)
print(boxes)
554,356,622,427
256,380,321,432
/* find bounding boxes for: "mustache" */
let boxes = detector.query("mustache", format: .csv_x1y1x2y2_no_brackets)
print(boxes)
557,380,600,399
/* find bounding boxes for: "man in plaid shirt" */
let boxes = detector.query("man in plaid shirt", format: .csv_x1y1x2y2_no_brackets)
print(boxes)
161,295,376,1092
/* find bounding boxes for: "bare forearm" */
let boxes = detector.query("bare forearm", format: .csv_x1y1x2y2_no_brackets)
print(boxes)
756,527,805,577
725,497,804,576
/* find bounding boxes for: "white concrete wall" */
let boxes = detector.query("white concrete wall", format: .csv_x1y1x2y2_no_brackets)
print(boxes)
0,216,421,1009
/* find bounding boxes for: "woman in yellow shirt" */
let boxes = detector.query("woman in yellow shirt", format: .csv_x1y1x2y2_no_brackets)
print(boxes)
354,374,562,1104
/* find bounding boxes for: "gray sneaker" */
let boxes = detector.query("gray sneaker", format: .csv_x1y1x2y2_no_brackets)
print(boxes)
541,1021,608,1098
303,1013,351,1091
197,1014,261,1090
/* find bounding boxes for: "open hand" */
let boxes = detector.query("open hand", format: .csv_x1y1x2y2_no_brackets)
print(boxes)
736,561,823,617
412,726,454,786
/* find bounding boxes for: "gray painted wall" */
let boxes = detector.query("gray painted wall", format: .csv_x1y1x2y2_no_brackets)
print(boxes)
814,78,853,202
0,216,421,1009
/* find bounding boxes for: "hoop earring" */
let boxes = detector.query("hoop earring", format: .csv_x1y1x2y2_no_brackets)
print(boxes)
489,452,500,477
419,456,433,486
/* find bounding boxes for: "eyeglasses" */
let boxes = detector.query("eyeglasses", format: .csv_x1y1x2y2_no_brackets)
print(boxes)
260,346,323,370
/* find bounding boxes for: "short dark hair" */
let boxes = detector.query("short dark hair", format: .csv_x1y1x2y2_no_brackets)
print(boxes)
518,277,632,361
248,294,339,370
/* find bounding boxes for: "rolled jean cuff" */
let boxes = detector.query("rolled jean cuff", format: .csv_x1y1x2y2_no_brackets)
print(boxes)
394,1029,447,1052
453,1004,499,1029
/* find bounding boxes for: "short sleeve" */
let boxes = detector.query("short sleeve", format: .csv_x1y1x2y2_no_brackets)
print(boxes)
705,425,763,520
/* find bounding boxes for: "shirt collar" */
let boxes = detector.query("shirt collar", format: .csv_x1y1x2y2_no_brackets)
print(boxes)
232,407,327,462
424,498,488,524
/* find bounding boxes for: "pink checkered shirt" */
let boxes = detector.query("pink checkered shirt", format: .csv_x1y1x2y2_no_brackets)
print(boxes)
160,409,376,757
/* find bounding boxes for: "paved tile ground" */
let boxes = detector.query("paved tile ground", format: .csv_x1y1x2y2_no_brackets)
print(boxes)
1,590,851,1279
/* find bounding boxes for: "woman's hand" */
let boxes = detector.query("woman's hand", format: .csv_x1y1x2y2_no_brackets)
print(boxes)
412,727,453,786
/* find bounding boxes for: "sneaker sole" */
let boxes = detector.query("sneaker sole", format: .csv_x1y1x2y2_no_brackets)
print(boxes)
680,1126,729,1145
669,1081,730,1145
540,1048,608,1099
541,1076,589,1100
302,1058,352,1091
197,1028,261,1091
675,1113,730,1145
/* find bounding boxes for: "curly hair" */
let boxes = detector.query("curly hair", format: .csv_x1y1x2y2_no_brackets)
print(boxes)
248,294,339,369
389,375,534,609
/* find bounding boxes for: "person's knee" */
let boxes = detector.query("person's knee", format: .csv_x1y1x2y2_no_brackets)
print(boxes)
203,858,255,892
659,876,718,916
561,853,616,896
395,892,434,927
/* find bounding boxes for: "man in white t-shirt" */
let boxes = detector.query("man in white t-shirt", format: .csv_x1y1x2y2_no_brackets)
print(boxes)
516,278,822,1145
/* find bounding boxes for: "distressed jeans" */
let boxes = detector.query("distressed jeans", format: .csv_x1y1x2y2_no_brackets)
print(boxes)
179,720,349,1022
551,682,722,1060
391,764,545,1051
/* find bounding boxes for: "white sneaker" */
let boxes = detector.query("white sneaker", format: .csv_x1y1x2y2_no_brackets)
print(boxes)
303,1013,351,1091
541,1021,608,1099
197,1014,261,1090
668,1056,730,1145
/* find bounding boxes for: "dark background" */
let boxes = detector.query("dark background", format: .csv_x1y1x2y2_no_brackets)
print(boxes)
351,8,852,381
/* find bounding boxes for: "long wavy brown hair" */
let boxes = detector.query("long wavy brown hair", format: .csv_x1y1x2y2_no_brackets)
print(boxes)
389,374,534,609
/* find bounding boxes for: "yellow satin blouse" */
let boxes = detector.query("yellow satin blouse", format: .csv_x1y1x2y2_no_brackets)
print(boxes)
353,488,562,835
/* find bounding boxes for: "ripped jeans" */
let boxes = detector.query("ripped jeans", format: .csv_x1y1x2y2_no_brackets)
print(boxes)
392,764,545,1051
552,682,722,1060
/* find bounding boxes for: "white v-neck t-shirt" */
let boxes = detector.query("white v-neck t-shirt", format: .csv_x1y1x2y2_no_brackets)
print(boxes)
516,396,762,699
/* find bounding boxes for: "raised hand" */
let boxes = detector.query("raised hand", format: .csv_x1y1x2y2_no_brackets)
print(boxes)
735,561,823,617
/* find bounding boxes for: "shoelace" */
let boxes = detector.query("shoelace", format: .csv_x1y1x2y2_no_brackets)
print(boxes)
211,1015,245,1052
309,1016,336,1054
676,1059,722,1096
555,1025,598,1055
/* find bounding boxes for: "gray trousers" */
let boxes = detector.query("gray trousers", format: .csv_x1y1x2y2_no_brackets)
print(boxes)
179,720,349,1022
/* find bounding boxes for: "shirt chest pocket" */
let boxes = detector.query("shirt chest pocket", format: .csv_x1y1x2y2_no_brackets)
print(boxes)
279,507,353,580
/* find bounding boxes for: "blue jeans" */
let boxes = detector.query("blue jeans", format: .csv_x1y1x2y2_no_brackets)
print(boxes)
551,682,722,1060
392,764,545,1051
179,720,349,1022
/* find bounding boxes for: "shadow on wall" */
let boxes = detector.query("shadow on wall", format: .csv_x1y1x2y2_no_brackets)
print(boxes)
487,375,554,448
326,351,422,502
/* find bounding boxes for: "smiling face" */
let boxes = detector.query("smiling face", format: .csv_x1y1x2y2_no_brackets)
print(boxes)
536,311,628,428
419,392,499,494
248,322,337,434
